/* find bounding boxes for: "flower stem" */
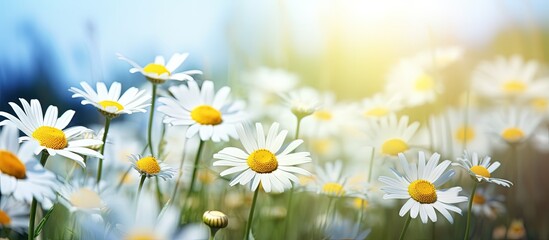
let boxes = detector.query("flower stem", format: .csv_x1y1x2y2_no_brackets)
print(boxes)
294,116,303,139
147,83,158,156
96,116,111,185
171,140,188,203
282,187,294,239
367,147,376,183
180,140,204,222
464,181,478,240
398,215,412,240
188,140,204,198
135,175,147,212
29,151,49,240
28,199,38,240
244,188,260,240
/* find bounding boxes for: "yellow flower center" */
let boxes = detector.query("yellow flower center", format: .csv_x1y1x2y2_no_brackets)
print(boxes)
454,126,476,143
125,232,160,240
408,179,437,204
190,105,223,125
0,210,11,225
364,107,389,117
312,139,332,155
32,126,68,150
502,80,526,93
322,182,345,196
69,188,103,209
531,98,547,112
143,63,170,76
0,150,27,179
198,170,216,184
501,127,525,143
472,194,486,205
381,138,409,156
352,198,369,209
98,100,124,111
247,149,278,173
136,156,161,175
415,74,435,91
314,110,333,121
470,165,491,178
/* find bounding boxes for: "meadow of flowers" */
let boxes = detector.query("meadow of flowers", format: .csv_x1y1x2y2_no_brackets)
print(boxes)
0,45,548,240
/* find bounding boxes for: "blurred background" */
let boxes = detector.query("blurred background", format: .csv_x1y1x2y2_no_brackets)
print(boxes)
2,0,549,124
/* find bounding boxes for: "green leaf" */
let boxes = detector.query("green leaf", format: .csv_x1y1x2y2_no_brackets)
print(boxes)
34,204,56,237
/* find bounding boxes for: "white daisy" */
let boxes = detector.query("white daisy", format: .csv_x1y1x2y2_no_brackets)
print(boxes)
117,52,202,84
157,80,246,142
484,108,541,145
360,93,404,119
213,122,312,193
0,196,29,233
281,87,321,119
363,114,420,157
242,68,299,120
129,154,176,180
313,160,352,197
58,179,106,214
472,55,549,100
69,81,151,118
301,94,353,138
0,124,59,207
454,151,512,187
429,108,489,158
385,59,442,107
379,152,468,223
0,99,103,167
471,185,506,220
411,46,464,69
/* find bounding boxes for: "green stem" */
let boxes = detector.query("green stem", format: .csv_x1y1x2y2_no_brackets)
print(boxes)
295,116,302,139
39,151,49,166
464,181,478,240
147,83,158,156
28,199,38,240
96,117,111,185
244,188,260,240
155,176,163,209
171,140,188,203
135,175,147,211
282,187,294,239
367,147,376,183
399,215,412,240
29,151,49,239
180,140,205,222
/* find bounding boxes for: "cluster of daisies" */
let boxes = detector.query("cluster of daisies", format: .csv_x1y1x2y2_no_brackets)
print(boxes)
0,48,546,240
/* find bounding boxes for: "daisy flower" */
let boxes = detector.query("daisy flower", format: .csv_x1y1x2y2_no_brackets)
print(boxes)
212,122,312,193
485,108,541,145
454,151,512,187
360,93,404,119
117,52,202,84
0,124,59,207
429,108,489,158
363,114,420,157
313,160,352,197
129,154,176,180
0,99,103,167
471,185,506,220
385,59,442,107
0,197,29,233
281,87,321,119
69,81,151,118
379,152,468,223
58,179,106,214
472,55,549,100
158,80,246,142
